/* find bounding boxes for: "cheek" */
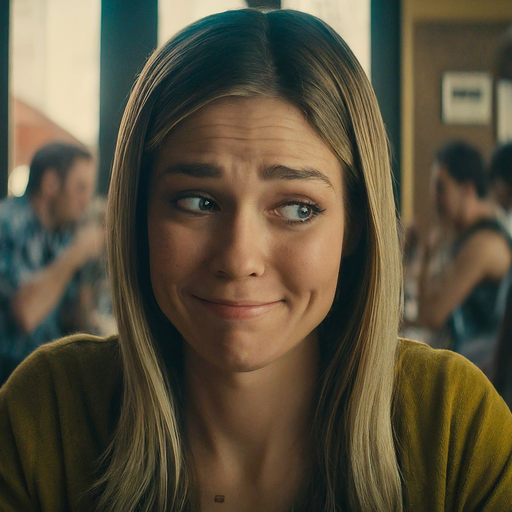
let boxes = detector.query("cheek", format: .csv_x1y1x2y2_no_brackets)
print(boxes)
276,222,344,300
147,215,182,301
147,214,213,311
148,221,193,281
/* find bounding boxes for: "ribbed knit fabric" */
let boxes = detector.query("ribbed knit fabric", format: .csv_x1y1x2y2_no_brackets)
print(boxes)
0,335,511,511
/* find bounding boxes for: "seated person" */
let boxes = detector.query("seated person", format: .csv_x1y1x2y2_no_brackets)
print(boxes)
417,141,512,365
0,141,104,385
489,142,512,235
1,11,511,512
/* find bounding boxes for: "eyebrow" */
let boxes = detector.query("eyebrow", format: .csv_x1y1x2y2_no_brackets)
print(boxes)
160,163,222,178
261,165,334,189
160,163,334,189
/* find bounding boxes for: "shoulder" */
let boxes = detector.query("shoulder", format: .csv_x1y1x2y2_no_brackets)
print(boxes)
460,228,510,255
0,333,122,431
2,333,121,394
31,332,119,366
394,339,512,510
462,218,512,252
0,197,40,258
0,196,35,234
396,338,484,381
0,334,122,510
0,334,122,454
0,196,18,218
395,338,507,417
455,228,511,277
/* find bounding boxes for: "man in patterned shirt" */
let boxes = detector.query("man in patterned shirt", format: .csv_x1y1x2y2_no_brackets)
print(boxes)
0,142,104,385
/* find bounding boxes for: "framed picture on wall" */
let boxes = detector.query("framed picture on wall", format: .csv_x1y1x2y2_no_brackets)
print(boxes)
497,79,512,143
441,71,493,125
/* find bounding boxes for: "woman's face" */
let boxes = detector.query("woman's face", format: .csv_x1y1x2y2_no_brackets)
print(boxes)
147,97,346,372
432,161,465,226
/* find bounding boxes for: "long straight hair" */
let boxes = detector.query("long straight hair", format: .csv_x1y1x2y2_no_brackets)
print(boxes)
99,9,403,511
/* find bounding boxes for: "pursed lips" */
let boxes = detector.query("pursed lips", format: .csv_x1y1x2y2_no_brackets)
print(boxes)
192,296,283,320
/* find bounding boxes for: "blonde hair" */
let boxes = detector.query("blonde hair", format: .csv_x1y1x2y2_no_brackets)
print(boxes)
99,9,403,511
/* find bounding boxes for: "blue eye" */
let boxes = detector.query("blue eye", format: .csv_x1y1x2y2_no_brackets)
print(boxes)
279,203,319,222
176,196,216,213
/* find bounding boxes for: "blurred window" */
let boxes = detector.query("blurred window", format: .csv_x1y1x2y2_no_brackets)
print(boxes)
10,0,100,196
283,0,370,75
159,0,246,47
158,0,370,75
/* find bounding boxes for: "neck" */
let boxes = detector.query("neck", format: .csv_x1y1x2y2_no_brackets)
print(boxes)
185,336,319,510
456,198,495,233
185,336,318,453
30,193,56,229
185,335,319,474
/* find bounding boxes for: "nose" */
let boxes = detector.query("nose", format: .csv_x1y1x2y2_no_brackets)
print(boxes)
208,210,266,279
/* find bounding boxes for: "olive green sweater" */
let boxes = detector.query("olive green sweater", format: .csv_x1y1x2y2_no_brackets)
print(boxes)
0,335,511,511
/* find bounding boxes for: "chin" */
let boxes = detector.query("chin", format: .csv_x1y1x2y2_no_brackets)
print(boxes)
194,331,315,375
208,345,278,373
223,351,281,373
184,333,289,374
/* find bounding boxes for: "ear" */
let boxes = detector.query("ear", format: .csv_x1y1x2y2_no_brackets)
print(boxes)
40,168,61,198
343,211,363,256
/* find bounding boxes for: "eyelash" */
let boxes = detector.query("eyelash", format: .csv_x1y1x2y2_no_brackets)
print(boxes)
170,192,325,225
170,192,218,214
277,200,325,225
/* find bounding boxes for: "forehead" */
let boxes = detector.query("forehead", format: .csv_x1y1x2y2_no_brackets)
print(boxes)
154,97,342,186
434,162,457,187
65,157,94,182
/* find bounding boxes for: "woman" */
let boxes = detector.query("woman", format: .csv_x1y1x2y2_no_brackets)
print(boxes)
416,142,512,366
1,9,511,512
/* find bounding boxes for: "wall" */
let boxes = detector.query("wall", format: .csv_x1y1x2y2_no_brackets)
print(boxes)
413,22,509,231
401,0,512,228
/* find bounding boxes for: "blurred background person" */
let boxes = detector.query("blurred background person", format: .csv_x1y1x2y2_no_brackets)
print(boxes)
416,141,512,369
489,142,512,236
0,141,104,386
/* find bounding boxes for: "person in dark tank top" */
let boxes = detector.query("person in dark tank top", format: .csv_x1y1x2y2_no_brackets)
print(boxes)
417,141,512,368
